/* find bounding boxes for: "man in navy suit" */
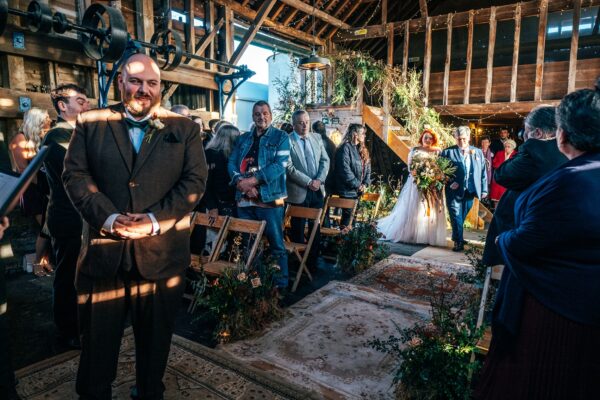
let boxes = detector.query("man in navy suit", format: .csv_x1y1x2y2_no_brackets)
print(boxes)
441,126,488,252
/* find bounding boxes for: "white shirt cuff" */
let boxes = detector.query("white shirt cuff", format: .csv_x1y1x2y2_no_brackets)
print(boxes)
148,213,160,235
102,213,120,234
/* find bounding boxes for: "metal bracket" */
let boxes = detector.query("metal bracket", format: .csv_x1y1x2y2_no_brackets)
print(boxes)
214,66,256,117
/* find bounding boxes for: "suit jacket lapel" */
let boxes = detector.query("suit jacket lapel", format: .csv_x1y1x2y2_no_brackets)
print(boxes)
291,134,308,170
107,105,133,174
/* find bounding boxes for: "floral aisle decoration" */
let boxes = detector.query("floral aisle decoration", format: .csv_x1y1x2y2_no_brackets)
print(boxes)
335,222,390,276
409,154,456,216
369,268,484,400
327,50,455,147
192,237,284,343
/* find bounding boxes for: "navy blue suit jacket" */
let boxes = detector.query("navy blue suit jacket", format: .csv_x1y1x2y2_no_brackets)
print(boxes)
440,145,487,200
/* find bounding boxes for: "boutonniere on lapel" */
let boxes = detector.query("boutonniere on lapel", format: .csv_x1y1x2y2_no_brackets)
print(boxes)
470,149,476,155
145,113,165,144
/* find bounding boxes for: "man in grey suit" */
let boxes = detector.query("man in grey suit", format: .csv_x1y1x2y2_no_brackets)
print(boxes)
286,110,330,267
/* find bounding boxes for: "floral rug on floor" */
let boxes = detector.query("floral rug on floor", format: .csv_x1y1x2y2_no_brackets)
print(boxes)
220,255,474,400
16,329,318,400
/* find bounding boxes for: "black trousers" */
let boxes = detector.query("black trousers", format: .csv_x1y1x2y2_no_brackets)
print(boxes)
52,235,81,339
339,195,358,228
288,190,324,266
75,266,185,400
0,265,18,399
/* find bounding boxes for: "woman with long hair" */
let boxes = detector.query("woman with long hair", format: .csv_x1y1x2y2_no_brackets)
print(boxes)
204,124,241,218
377,129,447,246
333,123,371,228
8,107,52,270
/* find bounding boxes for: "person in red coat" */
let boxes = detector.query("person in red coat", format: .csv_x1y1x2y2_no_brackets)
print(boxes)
490,139,517,205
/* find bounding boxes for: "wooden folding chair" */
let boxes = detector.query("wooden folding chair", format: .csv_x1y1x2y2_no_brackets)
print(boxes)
202,217,266,276
474,264,504,354
356,192,382,222
320,196,359,237
283,205,322,293
186,212,230,312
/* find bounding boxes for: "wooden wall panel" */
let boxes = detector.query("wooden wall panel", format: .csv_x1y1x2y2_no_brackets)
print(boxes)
23,58,49,92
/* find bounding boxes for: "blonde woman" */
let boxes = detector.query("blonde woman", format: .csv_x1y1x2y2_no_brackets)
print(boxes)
8,107,52,270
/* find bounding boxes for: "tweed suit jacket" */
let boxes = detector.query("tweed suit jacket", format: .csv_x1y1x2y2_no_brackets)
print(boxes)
63,103,207,282
286,131,330,204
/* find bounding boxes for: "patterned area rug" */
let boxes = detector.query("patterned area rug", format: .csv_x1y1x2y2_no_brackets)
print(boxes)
221,255,473,400
16,330,319,400
350,254,475,305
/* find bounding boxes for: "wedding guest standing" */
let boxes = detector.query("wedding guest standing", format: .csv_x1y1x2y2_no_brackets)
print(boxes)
228,101,290,288
43,84,90,348
482,106,567,267
474,78,600,400
480,136,493,192
63,53,207,399
334,124,371,228
490,128,511,155
489,139,518,205
440,126,487,252
286,110,329,267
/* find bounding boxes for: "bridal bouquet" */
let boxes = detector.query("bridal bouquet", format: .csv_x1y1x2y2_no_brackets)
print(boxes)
410,154,456,215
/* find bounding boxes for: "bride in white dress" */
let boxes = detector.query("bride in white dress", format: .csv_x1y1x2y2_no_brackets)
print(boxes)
377,129,447,246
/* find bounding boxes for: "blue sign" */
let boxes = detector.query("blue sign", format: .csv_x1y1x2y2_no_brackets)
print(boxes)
13,32,25,49
19,97,31,113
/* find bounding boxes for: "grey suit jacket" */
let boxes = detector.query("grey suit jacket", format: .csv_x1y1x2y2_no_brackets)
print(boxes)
63,103,207,282
286,132,330,204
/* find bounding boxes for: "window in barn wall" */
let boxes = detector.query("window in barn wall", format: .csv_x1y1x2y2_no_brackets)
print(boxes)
392,33,404,66
408,32,425,70
471,23,489,70
169,84,209,110
577,6,600,60
493,19,515,68
430,29,447,73
450,26,468,70
518,16,539,65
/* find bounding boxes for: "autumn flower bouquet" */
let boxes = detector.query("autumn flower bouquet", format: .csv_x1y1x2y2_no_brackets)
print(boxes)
409,153,456,215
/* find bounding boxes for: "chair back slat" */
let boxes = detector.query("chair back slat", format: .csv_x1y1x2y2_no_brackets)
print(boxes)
227,218,266,234
361,192,380,202
285,205,322,221
193,213,228,229
326,196,358,209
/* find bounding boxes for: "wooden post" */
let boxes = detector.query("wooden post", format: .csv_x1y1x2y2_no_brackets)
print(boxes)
356,71,364,113
387,23,394,66
443,13,453,106
7,55,26,91
534,0,549,101
510,3,521,103
419,0,428,18
185,0,195,56
464,10,474,105
402,20,409,79
423,16,432,106
485,6,497,104
135,0,155,42
382,0,388,24
205,0,216,71
46,62,57,89
568,0,582,93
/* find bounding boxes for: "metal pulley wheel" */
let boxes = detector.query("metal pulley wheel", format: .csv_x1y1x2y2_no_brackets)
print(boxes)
150,29,183,71
81,3,128,62
26,0,53,33
52,11,69,34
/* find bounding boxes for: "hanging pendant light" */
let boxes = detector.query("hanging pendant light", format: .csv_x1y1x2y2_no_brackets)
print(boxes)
298,0,330,70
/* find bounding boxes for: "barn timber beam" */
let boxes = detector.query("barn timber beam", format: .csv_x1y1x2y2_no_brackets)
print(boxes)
229,0,277,65
211,0,324,45
277,0,351,30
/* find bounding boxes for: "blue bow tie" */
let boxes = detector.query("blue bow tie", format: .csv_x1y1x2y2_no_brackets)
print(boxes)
124,118,149,131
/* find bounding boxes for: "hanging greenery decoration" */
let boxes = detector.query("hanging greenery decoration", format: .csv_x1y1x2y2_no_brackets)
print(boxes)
328,50,455,147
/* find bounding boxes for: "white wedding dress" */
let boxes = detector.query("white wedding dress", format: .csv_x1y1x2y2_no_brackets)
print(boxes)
377,148,447,246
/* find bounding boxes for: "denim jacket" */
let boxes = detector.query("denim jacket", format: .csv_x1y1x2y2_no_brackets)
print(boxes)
227,125,290,203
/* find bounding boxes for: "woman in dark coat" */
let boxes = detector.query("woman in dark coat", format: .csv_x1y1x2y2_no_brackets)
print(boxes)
474,80,600,399
333,123,371,228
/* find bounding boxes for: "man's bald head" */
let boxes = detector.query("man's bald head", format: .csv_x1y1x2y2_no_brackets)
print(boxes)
119,53,162,117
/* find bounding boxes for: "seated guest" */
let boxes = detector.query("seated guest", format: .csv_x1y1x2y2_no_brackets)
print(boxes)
312,120,336,195
43,84,90,348
489,139,517,205
205,124,241,218
334,124,371,228
286,110,329,268
228,101,290,288
474,80,600,399
482,106,567,267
